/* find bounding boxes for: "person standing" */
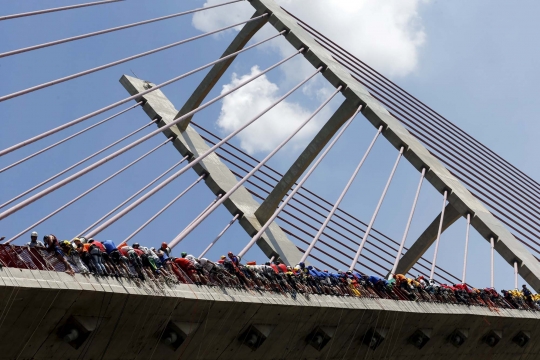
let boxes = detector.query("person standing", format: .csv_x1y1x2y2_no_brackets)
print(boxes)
27,231,44,248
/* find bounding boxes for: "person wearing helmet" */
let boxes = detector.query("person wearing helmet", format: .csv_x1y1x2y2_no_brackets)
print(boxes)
27,231,44,248
159,242,171,256
155,243,177,280
62,239,89,274
43,234,74,275
275,261,287,273
228,252,241,267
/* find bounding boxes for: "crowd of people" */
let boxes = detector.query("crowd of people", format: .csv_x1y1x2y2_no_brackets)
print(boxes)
14,231,540,311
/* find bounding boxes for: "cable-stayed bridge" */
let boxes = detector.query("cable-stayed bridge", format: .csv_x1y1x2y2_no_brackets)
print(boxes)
1,0,539,359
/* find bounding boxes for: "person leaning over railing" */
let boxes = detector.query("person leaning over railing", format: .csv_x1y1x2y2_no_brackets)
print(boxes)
60,239,89,274
43,234,74,275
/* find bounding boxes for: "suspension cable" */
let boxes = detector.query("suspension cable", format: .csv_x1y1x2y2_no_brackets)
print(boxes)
238,105,362,259
122,174,205,243
514,261,519,289
79,51,307,237
0,14,268,103
200,122,461,282
0,0,242,58
166,194,223,249
0,29,282,157
429,190,448,282
300,125,383,263
4,137,173,244
0,0,122,21
0,102,142,174
462,213,471,284
390,167,425,277
168,85,343,249
178,194,223,239
490,237,495,288
349,146,404,271
0,119,157,210
77,156,188,237
200,214,240,258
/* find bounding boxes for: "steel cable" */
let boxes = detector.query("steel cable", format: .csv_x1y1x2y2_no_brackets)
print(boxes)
168,84,341,249
0,119,158,210
294,14,540,196
80,52,311,237
301,126,382,262
122,174,206,243
238,105,362,258
196,123,461,282
294,16,536,239
300,19,538,247
4,137,173,244
0,29,281,157
0,36,296,221
199,214,240,258
349,147,404,271
0,13,268,102
0,0,122,21
0,0,242,58
0,102,142,174
77,155,189,236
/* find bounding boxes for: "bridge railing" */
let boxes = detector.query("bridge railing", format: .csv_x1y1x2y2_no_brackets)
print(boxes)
0,244,195,285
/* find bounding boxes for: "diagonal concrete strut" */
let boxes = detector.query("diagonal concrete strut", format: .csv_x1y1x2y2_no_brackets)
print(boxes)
254,98,359,225
174,10,268,131
120,75,304,266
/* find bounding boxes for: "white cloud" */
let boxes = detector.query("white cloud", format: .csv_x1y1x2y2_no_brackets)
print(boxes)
192,0,254,35
193,0,428,77
194,0,429,155
216,66,329,155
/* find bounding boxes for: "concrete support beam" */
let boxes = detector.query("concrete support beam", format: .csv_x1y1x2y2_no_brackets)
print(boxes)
174,10,268,130
120,75,304,266
255,98,358,224
248,0,540,292
394,203,461,276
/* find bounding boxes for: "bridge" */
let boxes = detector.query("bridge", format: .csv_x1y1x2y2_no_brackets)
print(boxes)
1,0,539,359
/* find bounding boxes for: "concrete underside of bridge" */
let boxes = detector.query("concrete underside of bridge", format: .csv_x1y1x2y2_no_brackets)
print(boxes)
0,268,539,359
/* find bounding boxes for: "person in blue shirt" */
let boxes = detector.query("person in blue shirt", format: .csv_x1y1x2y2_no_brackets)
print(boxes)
102,239,130,277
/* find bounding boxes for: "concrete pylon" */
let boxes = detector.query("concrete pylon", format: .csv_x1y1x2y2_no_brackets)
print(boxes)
247,0,540,291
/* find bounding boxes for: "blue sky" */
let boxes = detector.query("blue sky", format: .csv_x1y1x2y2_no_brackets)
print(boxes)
1,0,538,290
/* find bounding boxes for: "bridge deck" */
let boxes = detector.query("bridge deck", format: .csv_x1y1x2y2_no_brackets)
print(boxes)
0,267,538,359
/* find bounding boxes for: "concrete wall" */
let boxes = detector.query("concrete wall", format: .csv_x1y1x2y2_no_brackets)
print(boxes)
1,267,539,359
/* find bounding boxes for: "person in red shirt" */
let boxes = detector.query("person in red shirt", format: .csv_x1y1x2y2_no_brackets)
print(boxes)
270,262,279,274
119,245,145,280
88,239,116,276
133,243,157,280
173,257,201,284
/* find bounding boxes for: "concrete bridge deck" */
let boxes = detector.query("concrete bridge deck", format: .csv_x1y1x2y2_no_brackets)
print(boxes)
0,267,539,359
